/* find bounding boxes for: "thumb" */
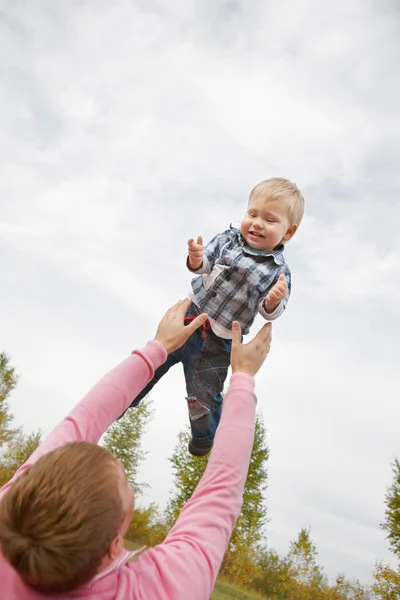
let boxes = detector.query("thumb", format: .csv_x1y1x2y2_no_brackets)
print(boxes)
231,321,242,346
186,313,208,335
197,235,203,246
278,273,285,281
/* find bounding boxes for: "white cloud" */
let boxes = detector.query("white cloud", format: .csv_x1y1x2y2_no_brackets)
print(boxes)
1,0,399,585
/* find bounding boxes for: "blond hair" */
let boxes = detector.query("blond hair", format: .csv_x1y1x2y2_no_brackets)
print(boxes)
0,442,124,594
249,177,305,228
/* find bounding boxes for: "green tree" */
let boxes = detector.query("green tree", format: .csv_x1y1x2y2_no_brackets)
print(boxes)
382,459,400,559
372,562,400,600
165,429,209,526
333,574,373,600
223,413,269,584
373,459,400,598
0,352,19,446
103,399,153,496
166,412,269,585
126,503,168,547
286,526,326,599
253,548,295,600
0,430,42,487
0,352,42,488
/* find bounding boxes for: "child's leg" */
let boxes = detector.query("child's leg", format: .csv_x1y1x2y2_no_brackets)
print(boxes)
129,352,181,408
119,302,201,419
118,350,182,419
183,330,232,456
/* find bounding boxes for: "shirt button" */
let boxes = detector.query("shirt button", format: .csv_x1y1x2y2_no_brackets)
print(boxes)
211,291,217,297
233,266,239,272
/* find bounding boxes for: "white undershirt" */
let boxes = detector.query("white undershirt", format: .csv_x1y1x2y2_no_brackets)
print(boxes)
188,264,233,339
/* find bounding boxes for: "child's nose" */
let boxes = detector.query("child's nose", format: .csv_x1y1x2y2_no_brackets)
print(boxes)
253,219,263,230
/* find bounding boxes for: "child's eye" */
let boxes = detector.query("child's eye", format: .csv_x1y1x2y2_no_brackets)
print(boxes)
248,212,256,218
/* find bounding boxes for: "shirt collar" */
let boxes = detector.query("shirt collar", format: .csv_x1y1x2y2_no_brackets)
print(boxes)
91,546,146,584
234,229,285,266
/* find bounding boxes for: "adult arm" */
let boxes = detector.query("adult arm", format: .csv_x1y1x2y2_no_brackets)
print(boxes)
133,373,256,600
132,321,272,600
0,341,166,497
0,298,207,498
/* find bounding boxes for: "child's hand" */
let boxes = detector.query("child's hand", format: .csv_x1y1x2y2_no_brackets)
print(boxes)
187,236,204,270
264,274,288,313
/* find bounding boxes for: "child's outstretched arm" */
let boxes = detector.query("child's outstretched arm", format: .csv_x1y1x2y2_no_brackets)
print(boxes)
187,236,204,271
186,230,231,274
259,270,291,320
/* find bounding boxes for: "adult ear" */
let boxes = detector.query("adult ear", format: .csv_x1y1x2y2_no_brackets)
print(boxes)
108,534,125,561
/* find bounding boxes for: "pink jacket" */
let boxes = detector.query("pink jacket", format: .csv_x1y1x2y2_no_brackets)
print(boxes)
0,340,257,599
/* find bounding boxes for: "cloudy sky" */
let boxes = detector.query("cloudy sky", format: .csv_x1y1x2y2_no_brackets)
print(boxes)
1,0,400,585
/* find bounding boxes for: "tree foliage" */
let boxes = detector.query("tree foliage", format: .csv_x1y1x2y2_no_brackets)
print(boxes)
165,429,209,526
253,548,295,599
281,526,327,599
103,399,153,496
0,352,19,446
372,561,400,600
332,574,373,600
288,526,325,588
125,503,168,547
0,429,42,487
374,459,400,598
222,413,269,583
0,352,42,488
166,413,269,585
382,459,400,559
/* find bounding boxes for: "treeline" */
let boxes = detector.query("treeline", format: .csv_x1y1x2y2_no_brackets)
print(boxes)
0,352,42,487
1,352,400,599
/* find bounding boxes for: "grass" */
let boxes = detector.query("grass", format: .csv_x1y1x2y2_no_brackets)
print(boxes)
124,540,267,599
212,580,266,600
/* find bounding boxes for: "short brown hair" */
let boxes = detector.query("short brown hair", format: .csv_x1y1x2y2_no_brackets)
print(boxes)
250,177,305,228
0,442,124,594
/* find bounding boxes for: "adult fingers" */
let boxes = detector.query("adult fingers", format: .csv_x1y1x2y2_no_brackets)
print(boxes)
231,321,242,347
175,297,192,315
185,312,208,335
252,322,272,350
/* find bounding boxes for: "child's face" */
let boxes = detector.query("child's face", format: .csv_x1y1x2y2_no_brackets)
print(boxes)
240,195,296,252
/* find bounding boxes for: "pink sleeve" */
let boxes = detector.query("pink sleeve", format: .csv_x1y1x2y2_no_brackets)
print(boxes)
0,341,167,498
132,372,257,600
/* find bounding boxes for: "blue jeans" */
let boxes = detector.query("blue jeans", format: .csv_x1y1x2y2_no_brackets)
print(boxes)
127,304,232,447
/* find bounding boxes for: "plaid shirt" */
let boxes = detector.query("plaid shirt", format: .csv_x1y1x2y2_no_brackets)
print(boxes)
190,228,291,335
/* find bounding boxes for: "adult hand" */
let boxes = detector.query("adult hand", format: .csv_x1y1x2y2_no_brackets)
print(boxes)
155,298,208,354
187,236,204,270
230,321,272,376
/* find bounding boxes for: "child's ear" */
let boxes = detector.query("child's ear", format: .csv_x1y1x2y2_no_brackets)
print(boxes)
283,224,298,242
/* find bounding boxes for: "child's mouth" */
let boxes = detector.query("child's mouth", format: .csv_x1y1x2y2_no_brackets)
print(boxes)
249,231,263,238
